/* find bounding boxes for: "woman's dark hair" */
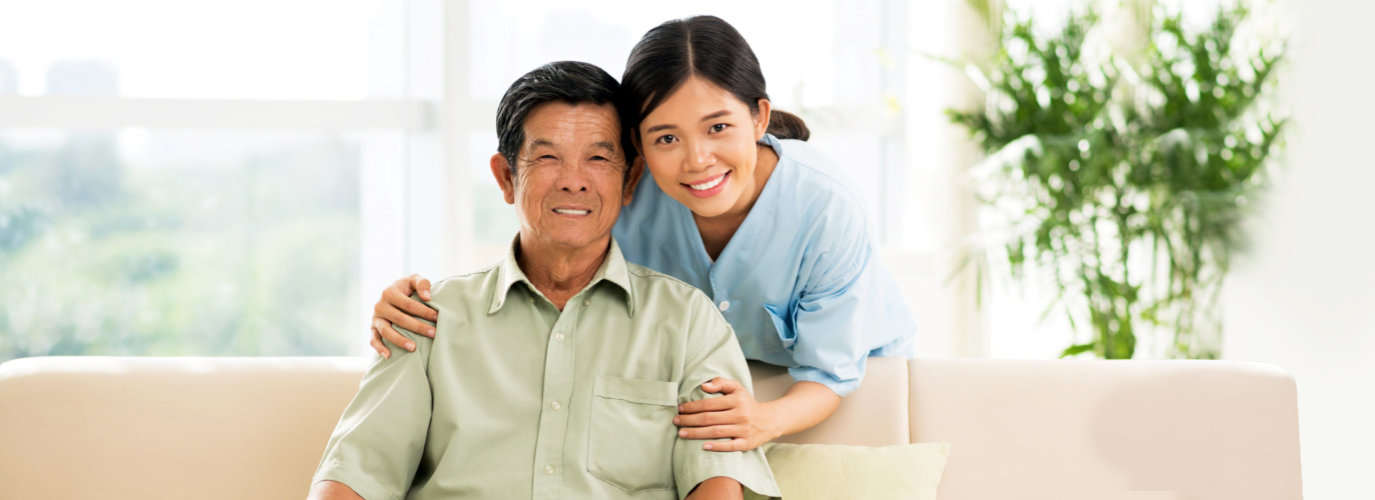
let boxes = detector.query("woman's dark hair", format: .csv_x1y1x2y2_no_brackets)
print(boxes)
620,15,810,142
495,61,635,171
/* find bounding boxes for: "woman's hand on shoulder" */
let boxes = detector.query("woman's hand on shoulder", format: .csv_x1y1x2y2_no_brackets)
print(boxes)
674,377,781,452
369,274,438,358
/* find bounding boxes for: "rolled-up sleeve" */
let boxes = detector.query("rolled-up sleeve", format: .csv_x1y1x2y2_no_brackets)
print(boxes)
673,295,780,500
785,202,916,398
312,324,434,500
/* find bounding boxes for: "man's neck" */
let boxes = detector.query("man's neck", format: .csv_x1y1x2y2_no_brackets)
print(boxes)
515,234,609,310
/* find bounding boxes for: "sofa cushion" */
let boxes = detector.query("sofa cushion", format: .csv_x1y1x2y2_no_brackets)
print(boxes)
743,441,950,500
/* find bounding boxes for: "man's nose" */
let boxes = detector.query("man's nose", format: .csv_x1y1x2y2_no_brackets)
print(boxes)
557,164,591,192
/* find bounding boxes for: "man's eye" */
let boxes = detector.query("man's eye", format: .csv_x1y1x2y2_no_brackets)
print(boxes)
654,134,677,145
591,156,609,162
539,155,557,161
709,123,729,133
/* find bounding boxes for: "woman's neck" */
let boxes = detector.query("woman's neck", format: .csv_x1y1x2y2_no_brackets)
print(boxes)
693,142,780,260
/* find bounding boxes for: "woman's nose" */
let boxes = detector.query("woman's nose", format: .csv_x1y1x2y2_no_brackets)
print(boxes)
686,141,713,171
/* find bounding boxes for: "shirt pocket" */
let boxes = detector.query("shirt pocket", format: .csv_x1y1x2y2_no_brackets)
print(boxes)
587,376,678,494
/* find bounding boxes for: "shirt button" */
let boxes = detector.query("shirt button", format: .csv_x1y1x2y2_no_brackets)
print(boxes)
550,401,562,410
583,299,590,306
554,332,565,342
527,297,534,304
718,300,730,312
544,464,555,475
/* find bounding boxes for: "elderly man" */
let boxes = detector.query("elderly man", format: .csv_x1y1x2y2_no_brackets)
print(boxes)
307,61,778,500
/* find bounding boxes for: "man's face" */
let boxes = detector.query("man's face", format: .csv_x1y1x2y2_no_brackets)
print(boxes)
491,101,640,253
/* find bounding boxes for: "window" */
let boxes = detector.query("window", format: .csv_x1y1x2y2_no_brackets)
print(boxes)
0,0,434,360
1,0,948,361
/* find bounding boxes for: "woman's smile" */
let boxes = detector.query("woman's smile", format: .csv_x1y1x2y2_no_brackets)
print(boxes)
683,171,730,198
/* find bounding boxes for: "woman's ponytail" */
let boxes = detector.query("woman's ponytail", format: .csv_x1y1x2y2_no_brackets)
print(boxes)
767,110,810,141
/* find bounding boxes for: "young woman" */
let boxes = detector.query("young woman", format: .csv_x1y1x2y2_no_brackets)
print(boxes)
369,15,917,452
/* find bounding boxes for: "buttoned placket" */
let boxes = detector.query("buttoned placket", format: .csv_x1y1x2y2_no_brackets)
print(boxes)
530,287,583,499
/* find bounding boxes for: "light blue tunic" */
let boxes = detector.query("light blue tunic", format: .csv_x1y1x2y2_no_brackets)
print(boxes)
614,134,917,396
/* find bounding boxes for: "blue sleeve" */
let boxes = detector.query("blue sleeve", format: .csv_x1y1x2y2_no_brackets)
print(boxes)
782,204,891,397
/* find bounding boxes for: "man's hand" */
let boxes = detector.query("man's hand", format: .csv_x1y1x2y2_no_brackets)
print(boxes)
684,476,743,500
674,377,780,452
369,274,438,358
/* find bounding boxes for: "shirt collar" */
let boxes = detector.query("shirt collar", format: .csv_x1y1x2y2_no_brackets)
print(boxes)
490,235,635,317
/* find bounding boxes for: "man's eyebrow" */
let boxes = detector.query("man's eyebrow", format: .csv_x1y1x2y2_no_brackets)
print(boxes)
527,138,556,149
591,141,618,153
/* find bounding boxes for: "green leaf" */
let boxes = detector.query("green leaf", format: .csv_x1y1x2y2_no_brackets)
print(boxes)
1061,343,1097,358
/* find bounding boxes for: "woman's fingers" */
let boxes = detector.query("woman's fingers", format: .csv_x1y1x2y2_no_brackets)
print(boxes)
701,377,744,395
374,300,435,338
391,310,437,338
702,438,753,452
408,274,433,301
369,327,392,359
677,424,745,440
381,283,438,323
374,318,417,352
678,393,738,414
394,293,439,323
367,274,438,355
392,275,418,295
674,408,738,428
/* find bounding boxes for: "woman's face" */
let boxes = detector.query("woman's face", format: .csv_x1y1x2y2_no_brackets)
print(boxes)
637,76,770,219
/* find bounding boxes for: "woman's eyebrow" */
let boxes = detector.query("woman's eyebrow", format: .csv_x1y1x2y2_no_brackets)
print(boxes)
645,110,732,135
699,110,731,122
645,123,677,134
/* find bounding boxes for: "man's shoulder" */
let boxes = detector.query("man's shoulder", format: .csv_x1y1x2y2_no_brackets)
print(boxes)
426,262,503,304
624,262,716,312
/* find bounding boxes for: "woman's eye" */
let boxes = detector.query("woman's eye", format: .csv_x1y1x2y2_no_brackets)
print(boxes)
709,123,729,133
654,134,677,145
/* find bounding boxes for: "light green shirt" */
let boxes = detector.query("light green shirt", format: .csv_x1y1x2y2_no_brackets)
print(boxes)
313,239,779,500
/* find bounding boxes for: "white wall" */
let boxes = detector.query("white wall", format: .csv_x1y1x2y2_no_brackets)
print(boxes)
1220,1,1375,498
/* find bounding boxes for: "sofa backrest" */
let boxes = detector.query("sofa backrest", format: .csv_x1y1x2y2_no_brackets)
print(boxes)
751,357,912,446
0,356,367,500
0,356,1302,500
908,358,1303,500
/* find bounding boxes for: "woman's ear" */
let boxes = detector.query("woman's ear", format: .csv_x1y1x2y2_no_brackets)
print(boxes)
754,98,772,139
490,153,516,205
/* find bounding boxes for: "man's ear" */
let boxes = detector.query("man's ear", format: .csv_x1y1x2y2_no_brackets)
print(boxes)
622,156,645,206
754,98,772,140
490,153,516,205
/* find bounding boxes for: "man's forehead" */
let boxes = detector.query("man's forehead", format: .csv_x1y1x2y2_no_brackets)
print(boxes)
522,102,623,151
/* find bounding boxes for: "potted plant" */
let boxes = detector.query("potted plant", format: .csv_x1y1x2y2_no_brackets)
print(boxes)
949,0,1287,359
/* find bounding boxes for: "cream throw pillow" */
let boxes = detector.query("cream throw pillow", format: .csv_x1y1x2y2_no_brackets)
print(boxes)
743,442,951,500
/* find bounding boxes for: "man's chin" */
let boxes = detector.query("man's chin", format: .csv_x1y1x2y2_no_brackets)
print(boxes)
524,230,614,254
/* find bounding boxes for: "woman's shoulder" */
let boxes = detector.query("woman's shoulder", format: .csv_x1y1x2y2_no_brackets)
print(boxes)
770,138,872,231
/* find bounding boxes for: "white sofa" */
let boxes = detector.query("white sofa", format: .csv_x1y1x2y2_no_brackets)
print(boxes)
0,356,1302,499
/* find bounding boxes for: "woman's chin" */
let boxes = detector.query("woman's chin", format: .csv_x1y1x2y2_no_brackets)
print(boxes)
681,198,734,219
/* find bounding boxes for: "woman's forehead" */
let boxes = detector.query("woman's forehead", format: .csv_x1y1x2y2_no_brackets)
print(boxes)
643,77,749,124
